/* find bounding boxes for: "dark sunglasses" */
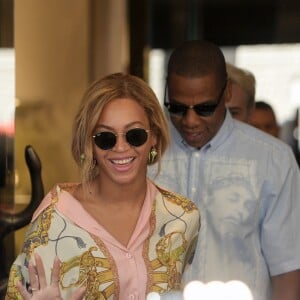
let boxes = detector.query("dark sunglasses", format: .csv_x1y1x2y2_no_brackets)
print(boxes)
164,81,227,117
92,128,150,150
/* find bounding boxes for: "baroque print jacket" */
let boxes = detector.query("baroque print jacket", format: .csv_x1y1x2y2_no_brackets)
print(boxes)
5,182,200,299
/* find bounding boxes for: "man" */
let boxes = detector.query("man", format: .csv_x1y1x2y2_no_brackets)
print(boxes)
148,40,300,300
250,100,280,138
225,63,256,123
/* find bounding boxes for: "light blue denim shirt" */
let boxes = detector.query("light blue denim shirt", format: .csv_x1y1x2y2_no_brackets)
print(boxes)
148,110,300,300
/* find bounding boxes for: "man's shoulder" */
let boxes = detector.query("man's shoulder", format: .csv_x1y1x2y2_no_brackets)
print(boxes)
231,120,291,153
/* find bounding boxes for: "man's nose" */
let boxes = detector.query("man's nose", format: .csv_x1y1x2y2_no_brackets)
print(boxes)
182,108,201,126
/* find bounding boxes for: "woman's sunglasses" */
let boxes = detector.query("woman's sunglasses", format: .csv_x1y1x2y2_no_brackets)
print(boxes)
93,128,150,150
164,82,227,117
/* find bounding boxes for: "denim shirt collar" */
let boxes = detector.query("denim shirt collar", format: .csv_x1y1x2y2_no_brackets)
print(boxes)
169,109,235,153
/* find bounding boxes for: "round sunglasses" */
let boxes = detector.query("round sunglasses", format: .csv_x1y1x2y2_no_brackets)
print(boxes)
92,128,150,150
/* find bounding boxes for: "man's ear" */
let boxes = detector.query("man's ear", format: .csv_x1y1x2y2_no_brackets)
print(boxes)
224,80,232,104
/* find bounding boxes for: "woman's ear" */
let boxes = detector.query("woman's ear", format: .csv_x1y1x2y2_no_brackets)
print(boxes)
150,132,157,148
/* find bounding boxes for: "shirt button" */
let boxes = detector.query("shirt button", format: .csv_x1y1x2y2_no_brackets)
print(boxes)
126,252,132,259
129,294,135,300
192,187,196,192
195,153,199,158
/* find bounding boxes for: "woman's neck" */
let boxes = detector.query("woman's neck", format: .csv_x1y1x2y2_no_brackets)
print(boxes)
89,176,148,208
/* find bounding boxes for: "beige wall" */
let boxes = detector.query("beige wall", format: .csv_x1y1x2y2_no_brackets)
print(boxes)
14,0,129,198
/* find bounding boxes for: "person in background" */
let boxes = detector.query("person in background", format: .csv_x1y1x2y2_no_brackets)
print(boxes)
225,62,256,123
148,40,300,300
249,100,280,138
6,73,200,299
280,109,300,167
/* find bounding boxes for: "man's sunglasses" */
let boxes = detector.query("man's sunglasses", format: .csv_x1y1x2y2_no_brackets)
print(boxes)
164,82,227,117
93,128,150,150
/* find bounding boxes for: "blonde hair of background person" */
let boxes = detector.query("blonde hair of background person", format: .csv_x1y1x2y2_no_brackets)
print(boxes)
6,73,200,299
225,63,256,123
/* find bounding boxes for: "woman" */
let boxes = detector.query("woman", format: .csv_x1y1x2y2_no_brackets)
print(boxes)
5,73,200,300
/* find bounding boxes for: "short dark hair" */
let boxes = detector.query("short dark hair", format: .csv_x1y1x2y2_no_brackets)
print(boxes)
255,100,274,111
167,40,227,87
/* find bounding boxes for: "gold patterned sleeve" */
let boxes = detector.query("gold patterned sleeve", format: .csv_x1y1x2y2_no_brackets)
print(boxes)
5,207,50,300
5,234,33,300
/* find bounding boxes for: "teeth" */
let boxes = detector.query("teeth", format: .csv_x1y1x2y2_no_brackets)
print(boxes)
112,158,133,165
186,132,198,136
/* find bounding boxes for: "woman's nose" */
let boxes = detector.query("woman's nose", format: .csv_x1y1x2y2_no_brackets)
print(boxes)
112,134,130,151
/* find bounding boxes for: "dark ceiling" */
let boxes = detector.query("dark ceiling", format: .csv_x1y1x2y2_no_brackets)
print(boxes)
128,0,300,76
147,0,300,48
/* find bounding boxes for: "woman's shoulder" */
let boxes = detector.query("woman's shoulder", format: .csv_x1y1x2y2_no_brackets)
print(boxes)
32,182,80,221
52,182,81,195
152,183,201,236
154,183,199,213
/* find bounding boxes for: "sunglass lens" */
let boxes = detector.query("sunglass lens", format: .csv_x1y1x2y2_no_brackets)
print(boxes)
94,132,116,150
126,128,148,147
194,105,217,117
166,103,186,116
